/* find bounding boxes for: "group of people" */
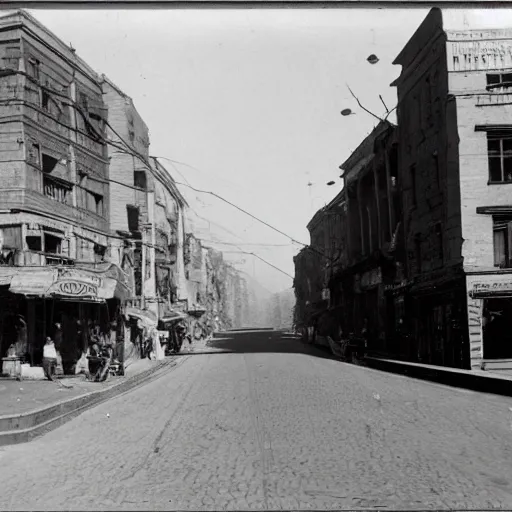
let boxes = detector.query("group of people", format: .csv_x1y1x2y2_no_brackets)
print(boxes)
42,320,120,382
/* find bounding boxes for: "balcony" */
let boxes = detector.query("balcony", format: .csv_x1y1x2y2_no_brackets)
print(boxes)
0,249,75,267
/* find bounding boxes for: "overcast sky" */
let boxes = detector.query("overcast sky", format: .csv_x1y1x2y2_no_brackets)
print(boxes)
20,7,512,293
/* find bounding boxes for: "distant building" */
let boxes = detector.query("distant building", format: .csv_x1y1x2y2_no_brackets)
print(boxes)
392,7,512,370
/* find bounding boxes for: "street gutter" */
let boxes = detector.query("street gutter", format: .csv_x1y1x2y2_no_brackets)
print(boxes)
364,356,512,397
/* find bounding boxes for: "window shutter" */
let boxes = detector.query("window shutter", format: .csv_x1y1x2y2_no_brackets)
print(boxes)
507,222,512,265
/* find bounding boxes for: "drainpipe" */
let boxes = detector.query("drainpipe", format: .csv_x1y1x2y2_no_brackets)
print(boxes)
141,232,146,311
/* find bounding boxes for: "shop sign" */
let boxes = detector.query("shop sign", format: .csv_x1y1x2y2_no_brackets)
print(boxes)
47,268,103,298
471,280,512,294
48,280,98,298
57,268,102,287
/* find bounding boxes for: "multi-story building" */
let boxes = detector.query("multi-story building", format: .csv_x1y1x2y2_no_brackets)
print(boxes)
293,191,347,344
0,11,129,371
102,75,196,355
391,7,512,370
338,121,402,354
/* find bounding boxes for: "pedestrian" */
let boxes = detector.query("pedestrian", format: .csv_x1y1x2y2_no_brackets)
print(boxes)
43,337,58,381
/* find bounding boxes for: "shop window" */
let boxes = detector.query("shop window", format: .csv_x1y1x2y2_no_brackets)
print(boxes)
483,298,512,359
486,72,512,91
487,131,512,183
493,216,512,268
44,234,62,254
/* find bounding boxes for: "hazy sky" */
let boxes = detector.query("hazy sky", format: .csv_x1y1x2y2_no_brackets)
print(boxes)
21,7,512,293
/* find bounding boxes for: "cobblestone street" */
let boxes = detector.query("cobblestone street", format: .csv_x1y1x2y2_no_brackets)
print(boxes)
2,334,512,510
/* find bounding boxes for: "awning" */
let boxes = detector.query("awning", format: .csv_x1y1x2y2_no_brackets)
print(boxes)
7,265,130,301
159,311,187,326
124,306,158,328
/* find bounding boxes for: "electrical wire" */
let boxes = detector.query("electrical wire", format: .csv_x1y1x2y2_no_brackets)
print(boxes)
200,240,292,247
207,248,293,280
16,73,332,264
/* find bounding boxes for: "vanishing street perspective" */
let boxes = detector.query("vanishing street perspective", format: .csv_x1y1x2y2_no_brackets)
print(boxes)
2,6,512,511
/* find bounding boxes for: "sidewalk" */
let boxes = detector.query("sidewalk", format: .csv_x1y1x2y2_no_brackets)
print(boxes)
0,355,185,445
364,355,512,397
0,358,159,417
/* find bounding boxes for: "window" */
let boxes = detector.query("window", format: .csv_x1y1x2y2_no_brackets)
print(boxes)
94,243,106,262
415,235,422,274
486,72,512,90
42,153,58,173
26,236,42,252
41,90,50,111
433,152,440,187
127,205,140,233
29,143,40,167
434,223,444,262
44,234,62,254
43,174,71,204
134,170,147,190
91,193,103,216
26,57,40,80
425,77,432,126
493,216,512,268
487,132,512,183
79,92,89,112
410,164,417,206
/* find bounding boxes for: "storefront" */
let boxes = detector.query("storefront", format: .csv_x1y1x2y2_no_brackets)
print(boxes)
466,272,512,371
0,263,130,373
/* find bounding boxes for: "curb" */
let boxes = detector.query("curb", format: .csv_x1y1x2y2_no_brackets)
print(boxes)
0,355,189,446
364,356,512,397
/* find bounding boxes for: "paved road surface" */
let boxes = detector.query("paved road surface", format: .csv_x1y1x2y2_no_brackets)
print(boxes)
1,332,512,510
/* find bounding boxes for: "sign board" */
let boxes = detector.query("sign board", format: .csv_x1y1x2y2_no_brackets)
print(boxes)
10,269,56,295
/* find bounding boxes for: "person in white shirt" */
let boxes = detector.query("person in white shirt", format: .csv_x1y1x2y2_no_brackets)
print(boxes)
42,337,58,381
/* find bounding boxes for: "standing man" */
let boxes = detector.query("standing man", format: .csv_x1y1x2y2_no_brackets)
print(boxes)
43,337,58,381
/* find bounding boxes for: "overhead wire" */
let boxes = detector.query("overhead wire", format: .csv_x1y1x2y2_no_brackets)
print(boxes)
23,76,331,271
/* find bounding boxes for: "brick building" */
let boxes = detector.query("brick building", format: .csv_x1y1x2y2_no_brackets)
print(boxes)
391,8,512,370
0,11,129,372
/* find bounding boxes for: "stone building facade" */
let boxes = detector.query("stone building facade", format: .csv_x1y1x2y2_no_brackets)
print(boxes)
0,11,129,372
337,121,402,354
390,7,512,370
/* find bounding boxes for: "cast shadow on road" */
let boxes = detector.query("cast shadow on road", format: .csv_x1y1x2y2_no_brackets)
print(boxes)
180,333,342,362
